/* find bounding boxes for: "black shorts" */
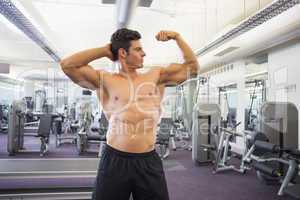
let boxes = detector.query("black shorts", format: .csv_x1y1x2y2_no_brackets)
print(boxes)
92,144,169,200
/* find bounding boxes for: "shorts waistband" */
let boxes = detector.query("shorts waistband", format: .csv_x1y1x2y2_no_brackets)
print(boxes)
105,144,156,158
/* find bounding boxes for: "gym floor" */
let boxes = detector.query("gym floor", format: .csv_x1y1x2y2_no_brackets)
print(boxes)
0,132,295,200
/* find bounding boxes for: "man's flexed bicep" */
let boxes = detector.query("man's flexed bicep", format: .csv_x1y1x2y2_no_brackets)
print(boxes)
159,63,196,85
156,31,199,85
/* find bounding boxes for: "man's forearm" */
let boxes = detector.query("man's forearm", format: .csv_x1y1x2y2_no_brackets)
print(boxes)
60,46,110,69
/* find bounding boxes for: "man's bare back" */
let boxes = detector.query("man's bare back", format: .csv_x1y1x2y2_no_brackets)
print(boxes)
60,29,199,153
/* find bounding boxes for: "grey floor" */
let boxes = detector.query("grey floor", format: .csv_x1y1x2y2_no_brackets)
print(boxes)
0,132,297,200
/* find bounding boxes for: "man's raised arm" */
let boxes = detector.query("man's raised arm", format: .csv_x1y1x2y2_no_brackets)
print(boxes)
60,44,113,90
157,31,200,85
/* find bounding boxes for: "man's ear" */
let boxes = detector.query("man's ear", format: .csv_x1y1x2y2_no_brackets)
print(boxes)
118,48,127,59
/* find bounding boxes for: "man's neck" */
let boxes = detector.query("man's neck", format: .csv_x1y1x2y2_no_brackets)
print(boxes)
119,63,138,80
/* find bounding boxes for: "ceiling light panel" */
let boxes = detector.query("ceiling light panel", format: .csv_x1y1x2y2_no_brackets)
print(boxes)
0,0,61,62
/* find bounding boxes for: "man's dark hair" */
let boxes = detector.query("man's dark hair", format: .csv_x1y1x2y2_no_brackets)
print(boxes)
110,28,141,61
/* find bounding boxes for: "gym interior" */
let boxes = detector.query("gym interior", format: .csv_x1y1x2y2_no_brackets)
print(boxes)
0,0,300,199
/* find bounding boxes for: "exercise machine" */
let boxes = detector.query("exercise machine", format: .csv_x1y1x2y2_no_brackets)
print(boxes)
156,117,176,159
7,100,53,156
77,108,108,156
213,123,252,174
192,103,221,164
0,104,8,133
245,79,266,131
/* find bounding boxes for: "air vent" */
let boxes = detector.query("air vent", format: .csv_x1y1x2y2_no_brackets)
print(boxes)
102,0,153,7
196,0,300,56
206,64,235,77
0,63,10,73
102,0,115,4
214,46,240,57
252,54,268,64
0,0,61,62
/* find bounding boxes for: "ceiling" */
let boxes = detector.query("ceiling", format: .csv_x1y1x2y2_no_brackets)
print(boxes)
2,0,298,82
1,0,207,68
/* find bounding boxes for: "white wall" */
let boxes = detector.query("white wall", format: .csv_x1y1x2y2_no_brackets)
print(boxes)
268,41,300,149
